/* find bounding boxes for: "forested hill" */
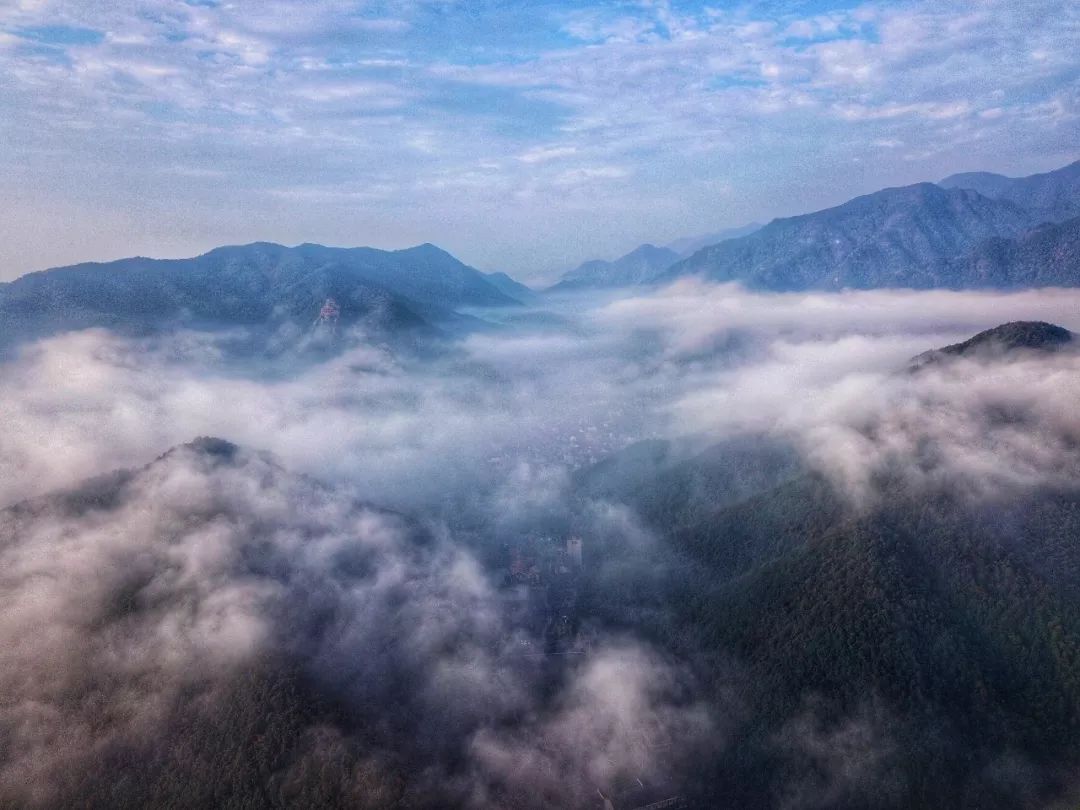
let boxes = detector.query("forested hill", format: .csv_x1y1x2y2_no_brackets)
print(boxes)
577,322,1080,808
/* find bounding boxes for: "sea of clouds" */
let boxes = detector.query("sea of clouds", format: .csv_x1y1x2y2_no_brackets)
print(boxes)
5,282,1080,509
3,282,1080,806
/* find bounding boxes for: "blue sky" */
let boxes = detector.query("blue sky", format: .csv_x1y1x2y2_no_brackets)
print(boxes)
0,0,1076,282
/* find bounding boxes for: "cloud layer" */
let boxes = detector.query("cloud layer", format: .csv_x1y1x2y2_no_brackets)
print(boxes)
5,284,1080,804
0,440,714,807
6,283,1080,511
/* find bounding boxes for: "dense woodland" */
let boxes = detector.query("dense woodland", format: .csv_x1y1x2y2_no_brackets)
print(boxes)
578,431,1080,806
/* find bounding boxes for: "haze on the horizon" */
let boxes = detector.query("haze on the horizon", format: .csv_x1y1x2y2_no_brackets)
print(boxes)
0,0,1076,282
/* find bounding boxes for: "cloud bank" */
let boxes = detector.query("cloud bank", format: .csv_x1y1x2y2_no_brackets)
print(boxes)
5,283,1080,805
0,440,713,807
5,283,1080,510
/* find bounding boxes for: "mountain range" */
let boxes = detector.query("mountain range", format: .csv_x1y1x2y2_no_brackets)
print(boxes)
5,158,1080,356
552,159,1080,292
550,223,763,292
660,182,1037,289
0,241,524,354
549,244,683,293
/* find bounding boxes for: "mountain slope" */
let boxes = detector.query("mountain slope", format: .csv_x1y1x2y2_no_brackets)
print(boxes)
657,183,1035,290
576,434,802,530
550,244,681,291
675,479,1080,809
483,270,537,303
927,215,1080,289
594,475,1080,810
580,323,1080,808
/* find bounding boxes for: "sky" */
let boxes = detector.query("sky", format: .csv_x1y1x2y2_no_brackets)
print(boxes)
0,0,1077,283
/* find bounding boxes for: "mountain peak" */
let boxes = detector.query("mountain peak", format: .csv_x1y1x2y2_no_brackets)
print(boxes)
911,321,1074,370
153,436,247,468
181,436,242,460
944,320,1073,353
202,241,289,258
397,242,455,260
551,243,681,291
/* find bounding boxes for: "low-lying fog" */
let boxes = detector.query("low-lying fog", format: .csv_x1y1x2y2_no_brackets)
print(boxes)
5,282,1080,510
4,282,1080,807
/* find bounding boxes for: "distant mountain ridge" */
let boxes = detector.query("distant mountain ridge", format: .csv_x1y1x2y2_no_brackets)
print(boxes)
550,223,762,291
578,159,1080,292
658,182,1039,290
665,222,763,257
549,243,682,292
0,241,521,353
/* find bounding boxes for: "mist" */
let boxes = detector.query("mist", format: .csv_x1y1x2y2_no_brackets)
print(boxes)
4,282,1080,807
5,284,1080,508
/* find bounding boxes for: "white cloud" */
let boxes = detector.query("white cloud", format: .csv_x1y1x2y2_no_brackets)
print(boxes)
3,281,1080,800
517,144,578,163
